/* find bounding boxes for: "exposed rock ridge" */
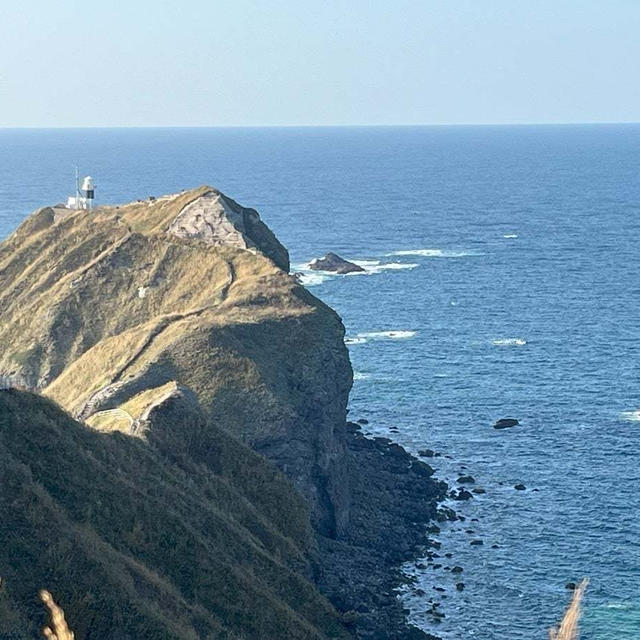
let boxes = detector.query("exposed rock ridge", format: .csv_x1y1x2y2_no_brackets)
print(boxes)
167,188,290,272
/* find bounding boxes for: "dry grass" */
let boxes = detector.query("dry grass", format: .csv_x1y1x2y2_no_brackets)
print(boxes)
39,590,75,640
549,579,589,640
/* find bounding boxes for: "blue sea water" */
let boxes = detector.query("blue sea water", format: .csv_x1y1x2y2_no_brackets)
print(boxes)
1,125,639,639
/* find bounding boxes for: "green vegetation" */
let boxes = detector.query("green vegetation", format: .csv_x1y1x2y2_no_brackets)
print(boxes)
0,389,349,639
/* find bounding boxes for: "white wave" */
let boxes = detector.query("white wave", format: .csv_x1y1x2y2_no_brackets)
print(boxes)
620,410,640,422
295,271,330,287
346,330,417,345
351,259,419,274
503,234,518,239
353,371,371,380
492,338,527,347
387,248,479,258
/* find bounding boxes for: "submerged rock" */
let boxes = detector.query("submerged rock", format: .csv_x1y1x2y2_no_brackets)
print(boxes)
494,418,519,429
309,252,365,274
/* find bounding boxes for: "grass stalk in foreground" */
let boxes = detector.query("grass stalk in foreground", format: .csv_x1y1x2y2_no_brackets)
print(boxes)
39,590,75,640
549,578,589,640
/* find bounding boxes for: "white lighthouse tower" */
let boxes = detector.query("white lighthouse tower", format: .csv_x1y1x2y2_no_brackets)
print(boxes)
81,176,95,210
67,168,96,210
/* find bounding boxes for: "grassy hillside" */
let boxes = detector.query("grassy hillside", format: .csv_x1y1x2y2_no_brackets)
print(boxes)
0,389,350,639
0,187,352,537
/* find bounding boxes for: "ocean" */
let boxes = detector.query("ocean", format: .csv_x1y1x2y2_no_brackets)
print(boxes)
1,125,639,639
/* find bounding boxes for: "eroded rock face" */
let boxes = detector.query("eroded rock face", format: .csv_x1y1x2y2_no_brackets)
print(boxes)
167,189,289,271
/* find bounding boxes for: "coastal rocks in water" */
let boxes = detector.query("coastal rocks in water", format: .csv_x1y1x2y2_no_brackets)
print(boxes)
451,488,473,501
456,582,465,591
470,539,484,546
309,252,365,274
514,484,526,490
493,418,519,429
418,449,435,458
317,427,448,640
472,487,486,494
457,475,475,484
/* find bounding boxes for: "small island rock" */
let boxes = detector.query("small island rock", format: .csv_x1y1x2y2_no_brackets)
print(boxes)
494,418,519,429
309,252,365,274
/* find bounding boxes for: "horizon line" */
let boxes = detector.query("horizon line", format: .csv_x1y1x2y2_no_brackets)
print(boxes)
1,120,640,131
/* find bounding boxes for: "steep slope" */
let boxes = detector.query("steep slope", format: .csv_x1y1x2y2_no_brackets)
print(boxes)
0,188,448,639
0,187,351,537
0,389,350,640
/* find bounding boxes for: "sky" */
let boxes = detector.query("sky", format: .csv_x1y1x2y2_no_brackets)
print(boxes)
1,0,639,127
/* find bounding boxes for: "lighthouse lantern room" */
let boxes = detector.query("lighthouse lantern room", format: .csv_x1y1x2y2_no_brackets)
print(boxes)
67,168,96,210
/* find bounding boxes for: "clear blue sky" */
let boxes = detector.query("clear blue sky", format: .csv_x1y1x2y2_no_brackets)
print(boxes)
1,0,639,127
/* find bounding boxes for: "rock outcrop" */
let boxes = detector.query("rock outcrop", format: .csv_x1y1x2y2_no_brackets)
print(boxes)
309,253,365,274
493,418,519,429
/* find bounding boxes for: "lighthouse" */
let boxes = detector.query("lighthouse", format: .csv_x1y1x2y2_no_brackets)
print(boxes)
67,168,96,210
81,176,95,210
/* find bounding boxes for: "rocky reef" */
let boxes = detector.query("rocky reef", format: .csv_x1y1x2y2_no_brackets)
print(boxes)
0,187,447,639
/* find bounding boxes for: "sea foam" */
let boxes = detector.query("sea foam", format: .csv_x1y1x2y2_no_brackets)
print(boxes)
345,330,417,345
387,248,480,258
351,259,419,273
620,410,640,422
492,338,527,347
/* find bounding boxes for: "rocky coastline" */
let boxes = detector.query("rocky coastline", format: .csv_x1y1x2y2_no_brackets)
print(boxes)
0,187,454,639
314,421,450,640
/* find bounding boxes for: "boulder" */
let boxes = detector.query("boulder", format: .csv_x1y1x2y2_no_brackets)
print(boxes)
451,488,473,501
309,252,365,274
457,475,475,484
493,418,519,429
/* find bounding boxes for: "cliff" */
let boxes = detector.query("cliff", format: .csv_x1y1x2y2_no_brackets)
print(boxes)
0,188,447,639
0,187,351,538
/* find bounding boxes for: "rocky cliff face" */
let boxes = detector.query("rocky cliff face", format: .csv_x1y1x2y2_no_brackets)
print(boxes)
0,187,351,537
